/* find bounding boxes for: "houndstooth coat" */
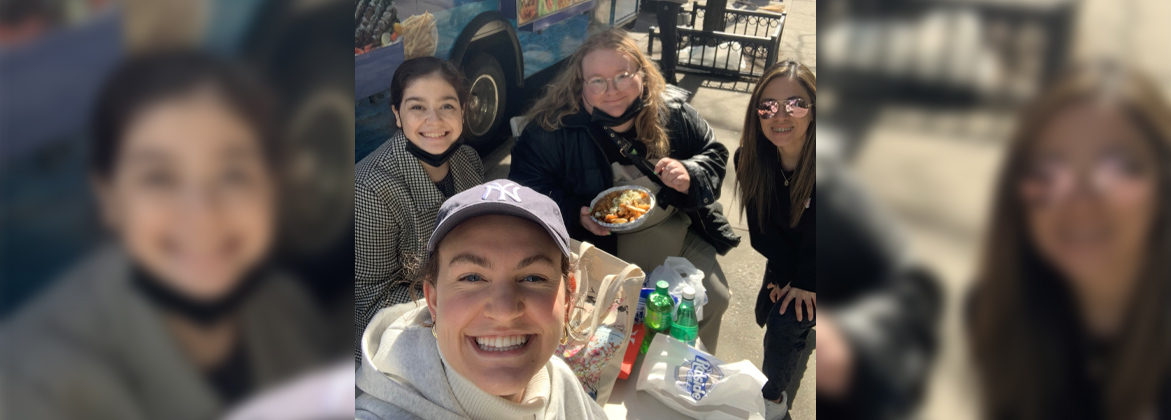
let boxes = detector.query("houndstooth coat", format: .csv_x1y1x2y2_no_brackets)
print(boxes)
354,130,482,360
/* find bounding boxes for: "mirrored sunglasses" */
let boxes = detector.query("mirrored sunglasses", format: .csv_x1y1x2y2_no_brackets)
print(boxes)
757,98,811,119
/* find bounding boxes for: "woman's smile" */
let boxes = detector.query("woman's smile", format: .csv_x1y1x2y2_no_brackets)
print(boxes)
468,334,536,356
428,214,568,399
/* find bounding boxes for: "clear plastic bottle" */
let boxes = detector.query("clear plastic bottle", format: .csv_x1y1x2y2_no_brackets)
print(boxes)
670,286,699,346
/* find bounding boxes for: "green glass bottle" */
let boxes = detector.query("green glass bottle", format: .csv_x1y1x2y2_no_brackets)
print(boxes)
670,286,699,346
644,280,675,334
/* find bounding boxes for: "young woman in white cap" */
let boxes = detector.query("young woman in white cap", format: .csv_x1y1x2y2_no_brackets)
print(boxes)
356,180,606,420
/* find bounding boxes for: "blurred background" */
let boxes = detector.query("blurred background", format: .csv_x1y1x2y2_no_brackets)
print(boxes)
2,0,355,417
818,0,1171,418
1,0,355,319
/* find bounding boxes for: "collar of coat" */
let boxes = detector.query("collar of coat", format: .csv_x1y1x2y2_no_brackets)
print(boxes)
383,130,480,216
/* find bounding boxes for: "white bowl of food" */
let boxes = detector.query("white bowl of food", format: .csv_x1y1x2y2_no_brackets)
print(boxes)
588,186,657,233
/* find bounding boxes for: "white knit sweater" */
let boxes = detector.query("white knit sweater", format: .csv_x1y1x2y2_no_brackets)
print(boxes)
356,305,607,420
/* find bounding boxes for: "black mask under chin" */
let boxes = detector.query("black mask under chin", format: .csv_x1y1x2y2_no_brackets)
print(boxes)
590,95,645,127
405,137,464,167
132,264,264,327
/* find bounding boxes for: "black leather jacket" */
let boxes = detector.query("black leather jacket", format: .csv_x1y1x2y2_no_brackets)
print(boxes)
815,143,943,420
508,92,740,256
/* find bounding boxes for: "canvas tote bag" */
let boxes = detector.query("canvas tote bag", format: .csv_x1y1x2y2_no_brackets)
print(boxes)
556,239,645,404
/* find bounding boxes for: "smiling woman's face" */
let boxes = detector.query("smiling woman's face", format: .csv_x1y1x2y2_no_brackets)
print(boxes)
580,48,643,119
393,74,464,155
424,214,568,402
757,77,812,155
95,87,276,300
1020,101,1158,291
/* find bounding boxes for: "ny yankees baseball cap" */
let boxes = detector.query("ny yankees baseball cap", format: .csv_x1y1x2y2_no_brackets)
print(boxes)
427,180,571,257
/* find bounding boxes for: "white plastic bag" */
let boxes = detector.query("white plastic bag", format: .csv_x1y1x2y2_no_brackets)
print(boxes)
677,42,746,72
636,336,768,420
646,257,708,321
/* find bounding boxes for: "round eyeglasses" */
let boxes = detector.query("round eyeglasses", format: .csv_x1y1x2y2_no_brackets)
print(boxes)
757,98,812,119
585,70,641,95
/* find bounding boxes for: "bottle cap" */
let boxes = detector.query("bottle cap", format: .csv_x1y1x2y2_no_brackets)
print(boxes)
682,286,695,300
656,280,669,290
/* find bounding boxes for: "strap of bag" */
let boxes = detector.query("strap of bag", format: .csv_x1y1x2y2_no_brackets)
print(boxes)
568,241,642,341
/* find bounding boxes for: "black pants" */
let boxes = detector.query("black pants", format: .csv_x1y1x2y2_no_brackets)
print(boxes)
761,296,816,401
654,1,682,82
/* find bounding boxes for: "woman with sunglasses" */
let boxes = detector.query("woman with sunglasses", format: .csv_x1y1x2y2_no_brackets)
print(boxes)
509,29,739,353
734,59,815,419
969,62,1171,419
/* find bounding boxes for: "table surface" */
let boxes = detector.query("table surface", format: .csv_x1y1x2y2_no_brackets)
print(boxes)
604,351,679,419
603,337,708,419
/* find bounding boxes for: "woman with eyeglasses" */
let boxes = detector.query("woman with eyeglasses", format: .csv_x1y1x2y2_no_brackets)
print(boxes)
509,28,739,353
968,62,1171,420
734,60,815,420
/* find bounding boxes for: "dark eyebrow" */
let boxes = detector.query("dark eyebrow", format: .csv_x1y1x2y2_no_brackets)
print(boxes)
404,95,458,103
516,254,556,270
448,253,491,268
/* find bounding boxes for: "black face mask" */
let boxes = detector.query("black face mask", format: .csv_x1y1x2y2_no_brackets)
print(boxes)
589,94,645,127
405,138,464,168
132,264,264,327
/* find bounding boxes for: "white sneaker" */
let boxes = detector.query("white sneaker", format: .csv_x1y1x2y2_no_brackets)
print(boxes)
764,391,788,420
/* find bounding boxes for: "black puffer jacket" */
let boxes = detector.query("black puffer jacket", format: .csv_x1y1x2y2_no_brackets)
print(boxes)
508,92,740,256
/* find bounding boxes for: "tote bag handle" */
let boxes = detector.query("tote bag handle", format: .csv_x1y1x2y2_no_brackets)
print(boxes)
567,241,642,341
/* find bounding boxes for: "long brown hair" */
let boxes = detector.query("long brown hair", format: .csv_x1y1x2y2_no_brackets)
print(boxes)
525,28,670,159
736,60,816,228
970,62,1171,420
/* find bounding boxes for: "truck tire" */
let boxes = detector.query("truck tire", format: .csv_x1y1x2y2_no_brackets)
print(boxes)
461,52,508,154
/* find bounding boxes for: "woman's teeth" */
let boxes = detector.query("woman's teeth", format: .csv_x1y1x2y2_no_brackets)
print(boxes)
474,335,530,352
421,132,447,138
771,127,793,134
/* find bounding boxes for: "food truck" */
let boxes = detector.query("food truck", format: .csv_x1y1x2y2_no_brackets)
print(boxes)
354,0,640,154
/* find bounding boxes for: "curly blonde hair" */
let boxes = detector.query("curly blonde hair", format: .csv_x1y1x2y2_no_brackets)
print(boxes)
525,28,670,159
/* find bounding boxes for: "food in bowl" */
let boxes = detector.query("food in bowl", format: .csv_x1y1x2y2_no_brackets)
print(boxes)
592,189,652,225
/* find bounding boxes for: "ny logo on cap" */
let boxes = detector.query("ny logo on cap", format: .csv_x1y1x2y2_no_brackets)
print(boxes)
482,181,522,202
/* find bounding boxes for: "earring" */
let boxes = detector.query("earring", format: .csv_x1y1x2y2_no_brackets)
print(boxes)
560,324,569,345
432,321,438,338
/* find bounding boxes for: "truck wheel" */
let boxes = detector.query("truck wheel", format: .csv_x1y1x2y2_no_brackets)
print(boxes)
461,52,508,153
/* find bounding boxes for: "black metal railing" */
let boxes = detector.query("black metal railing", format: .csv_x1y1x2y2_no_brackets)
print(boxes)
648,3,786,81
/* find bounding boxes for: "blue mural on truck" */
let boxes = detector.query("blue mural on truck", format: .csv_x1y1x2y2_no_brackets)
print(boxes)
517,14,589,78
355,0,634,99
